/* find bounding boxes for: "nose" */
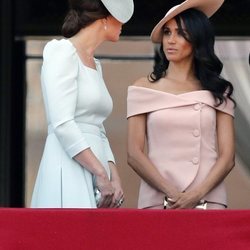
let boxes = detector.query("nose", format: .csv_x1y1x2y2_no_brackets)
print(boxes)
168,33,176,44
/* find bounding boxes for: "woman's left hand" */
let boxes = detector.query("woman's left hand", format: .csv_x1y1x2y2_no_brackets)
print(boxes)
110,179,124,208
109,162,124,208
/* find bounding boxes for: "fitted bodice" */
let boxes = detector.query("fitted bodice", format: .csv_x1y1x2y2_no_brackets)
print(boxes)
41,39,113,128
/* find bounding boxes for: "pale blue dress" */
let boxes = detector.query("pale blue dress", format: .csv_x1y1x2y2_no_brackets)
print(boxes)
31,39,115,208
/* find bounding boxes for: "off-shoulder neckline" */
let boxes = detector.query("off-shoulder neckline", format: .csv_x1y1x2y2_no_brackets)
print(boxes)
128,85,211,97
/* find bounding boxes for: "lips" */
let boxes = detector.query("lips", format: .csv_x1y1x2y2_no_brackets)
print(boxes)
167,48,177,53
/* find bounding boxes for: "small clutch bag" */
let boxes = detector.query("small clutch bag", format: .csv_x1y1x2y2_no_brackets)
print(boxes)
164,196,208,210
94,187,101,206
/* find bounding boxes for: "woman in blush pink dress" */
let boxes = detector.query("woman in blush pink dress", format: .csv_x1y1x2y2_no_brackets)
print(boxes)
127,0,235,209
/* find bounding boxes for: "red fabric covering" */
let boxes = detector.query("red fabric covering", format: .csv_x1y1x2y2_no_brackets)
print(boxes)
0,209,250,250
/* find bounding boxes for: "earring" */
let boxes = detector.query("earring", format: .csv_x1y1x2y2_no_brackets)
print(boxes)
104,25,107,31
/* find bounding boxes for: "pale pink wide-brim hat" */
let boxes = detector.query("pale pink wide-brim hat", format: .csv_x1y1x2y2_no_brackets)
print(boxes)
151,0,224,43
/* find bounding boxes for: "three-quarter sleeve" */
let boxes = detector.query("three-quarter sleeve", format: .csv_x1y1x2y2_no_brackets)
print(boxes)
41,39,90,157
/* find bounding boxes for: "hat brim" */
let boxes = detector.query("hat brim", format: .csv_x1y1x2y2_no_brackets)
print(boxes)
101,0,134,23
150,0,224,43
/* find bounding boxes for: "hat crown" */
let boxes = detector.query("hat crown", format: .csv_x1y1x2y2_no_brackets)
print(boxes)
100,0,134,23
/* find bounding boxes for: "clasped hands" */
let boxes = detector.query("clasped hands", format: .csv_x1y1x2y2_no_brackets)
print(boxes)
95,174,124,208
164,190,202,209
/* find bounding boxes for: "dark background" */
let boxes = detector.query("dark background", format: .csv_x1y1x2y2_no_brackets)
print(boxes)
15,0,250,37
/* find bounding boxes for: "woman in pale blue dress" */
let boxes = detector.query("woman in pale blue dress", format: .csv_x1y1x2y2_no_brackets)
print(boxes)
31,0,134,208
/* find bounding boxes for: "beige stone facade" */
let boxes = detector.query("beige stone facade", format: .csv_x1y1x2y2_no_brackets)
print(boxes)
25,38,250,209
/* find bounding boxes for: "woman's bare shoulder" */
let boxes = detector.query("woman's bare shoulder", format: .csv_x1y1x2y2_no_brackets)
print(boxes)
132,77,152,88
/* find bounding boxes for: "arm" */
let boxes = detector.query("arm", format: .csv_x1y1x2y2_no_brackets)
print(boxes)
42,41,90,157
108,162,124,207
127,114,179,198
74,150,114,208
171,111,235,209
100,124,124,207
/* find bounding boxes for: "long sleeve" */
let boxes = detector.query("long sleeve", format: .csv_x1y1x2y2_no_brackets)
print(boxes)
41,39,90,158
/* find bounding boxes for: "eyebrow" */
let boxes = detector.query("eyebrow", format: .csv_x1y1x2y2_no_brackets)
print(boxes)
163,26,187,32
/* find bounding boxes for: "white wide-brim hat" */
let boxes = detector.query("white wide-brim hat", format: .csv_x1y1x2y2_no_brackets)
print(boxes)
101,0,134,23
151,0,224,43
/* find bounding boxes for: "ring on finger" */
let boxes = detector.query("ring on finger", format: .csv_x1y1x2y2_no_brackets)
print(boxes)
117,198,124,206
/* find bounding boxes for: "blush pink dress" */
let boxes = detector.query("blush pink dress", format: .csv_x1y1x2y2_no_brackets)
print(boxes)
127,86,234,209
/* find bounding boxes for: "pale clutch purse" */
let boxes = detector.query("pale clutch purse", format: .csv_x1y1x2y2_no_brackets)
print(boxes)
94,187,101,206
164,196,208,209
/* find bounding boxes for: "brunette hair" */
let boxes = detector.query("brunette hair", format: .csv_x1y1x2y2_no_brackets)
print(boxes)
149,8,235,105
62,0,110,38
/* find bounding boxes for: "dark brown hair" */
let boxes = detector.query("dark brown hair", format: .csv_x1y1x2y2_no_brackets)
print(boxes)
149,9,235,106
62,0,110,38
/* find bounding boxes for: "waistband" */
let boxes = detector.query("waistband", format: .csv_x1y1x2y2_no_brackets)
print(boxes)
48,123,101,136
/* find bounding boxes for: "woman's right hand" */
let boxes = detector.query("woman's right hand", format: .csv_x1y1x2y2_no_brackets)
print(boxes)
95,174,114,208
167,190,202,209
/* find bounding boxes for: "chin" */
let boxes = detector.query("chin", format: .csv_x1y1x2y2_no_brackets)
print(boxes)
110,37,120,42
166,56,179,61
106,33,119,42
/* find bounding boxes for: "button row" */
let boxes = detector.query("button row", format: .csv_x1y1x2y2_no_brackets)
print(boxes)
193,129,200,137
192,157,199,165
